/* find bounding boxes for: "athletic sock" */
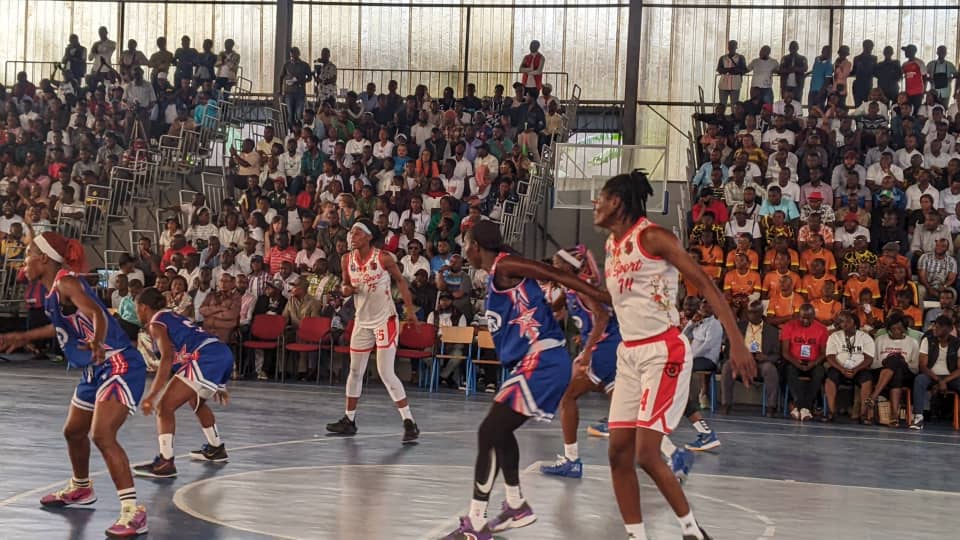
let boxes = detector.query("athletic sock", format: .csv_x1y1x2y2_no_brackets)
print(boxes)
72,477,90,488
693,419,712,434
345,409,356,421
158,434,174,459
660,436,677,457
677,511,702,538
117,488,137,512
202,425,222,447
563,443,579,461
469,498,488,528
625,522,648,539
398,406,414,421
504,484,524,509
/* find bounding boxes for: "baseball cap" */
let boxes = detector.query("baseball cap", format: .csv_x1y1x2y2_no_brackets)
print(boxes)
808,192,824,201
843,213,859,223
879,189,894,198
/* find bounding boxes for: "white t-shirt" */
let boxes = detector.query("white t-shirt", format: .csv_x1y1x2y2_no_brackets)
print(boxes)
0,215,24,234
919,337,953,376
834,225,870,248
762,128,796,149
826,330,875,370
400,255,431,282
724,218,761,241
748,57,780,88
399,210,430,235
874,334,920,371
905,183,940,211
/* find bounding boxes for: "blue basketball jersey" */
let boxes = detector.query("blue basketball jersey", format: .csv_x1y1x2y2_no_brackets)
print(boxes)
484,253,565,366
566,290,621,349
43,270,135,369
149,310,220,364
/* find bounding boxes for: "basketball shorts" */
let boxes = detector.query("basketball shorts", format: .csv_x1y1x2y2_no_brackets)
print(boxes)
350,317,399,353
585,339,618,393
175,342,234,400
608,327,692,434
495,346,572,421
72,348,147,415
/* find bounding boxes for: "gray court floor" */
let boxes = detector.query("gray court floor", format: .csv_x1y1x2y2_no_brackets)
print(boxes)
1,360,959,539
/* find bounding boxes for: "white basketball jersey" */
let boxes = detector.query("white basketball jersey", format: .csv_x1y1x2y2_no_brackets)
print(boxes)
604,217,680,341
348,248,397,328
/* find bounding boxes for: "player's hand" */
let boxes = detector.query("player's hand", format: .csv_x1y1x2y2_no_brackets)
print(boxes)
141,397,155,416
574,349,592,377
215,390,230,406
404,304,417,321
728,340,756,387
0,332,28,353
341,284,354,297
81,340,107,364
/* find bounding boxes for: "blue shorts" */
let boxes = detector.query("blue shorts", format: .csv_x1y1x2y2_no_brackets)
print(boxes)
72,348,147,415
495,346,572,421
175,342,234,400
586,339,618,393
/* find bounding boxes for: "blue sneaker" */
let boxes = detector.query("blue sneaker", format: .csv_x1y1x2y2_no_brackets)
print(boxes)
670,448,695,485
587,420,609,438
685,431,721,452
540,456,583,478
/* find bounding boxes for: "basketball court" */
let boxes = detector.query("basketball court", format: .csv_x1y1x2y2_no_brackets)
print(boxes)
2,360,958,539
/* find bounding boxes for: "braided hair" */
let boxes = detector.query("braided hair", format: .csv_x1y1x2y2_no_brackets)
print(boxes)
600,169,655,222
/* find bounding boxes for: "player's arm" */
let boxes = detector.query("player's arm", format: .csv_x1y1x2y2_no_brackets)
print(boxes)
576,292,610,369
0,324,56,352
340,255,354,297
141,322,175,415
496,255,611,306
58,276,108,363
382,251,417,320
643,226,757,381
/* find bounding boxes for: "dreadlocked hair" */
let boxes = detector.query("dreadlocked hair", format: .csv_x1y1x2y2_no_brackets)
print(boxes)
601,169,654,222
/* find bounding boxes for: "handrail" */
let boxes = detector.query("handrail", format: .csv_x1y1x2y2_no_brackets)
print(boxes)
642,103,691,141
336,68,569,101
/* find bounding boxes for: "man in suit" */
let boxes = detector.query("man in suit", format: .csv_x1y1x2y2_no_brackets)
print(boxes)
721,300,781,416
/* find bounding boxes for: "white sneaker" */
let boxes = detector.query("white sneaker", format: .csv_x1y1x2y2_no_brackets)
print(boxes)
790,408,800,420
909,414,924,430
800,408,813,421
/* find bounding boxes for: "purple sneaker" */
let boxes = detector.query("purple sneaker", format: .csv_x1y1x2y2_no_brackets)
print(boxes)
485,500,537,532
440,516,492,540
104,505,148,538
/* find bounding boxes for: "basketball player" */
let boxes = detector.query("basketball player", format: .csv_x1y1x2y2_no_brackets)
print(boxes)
131,287,233,479
593,171,755,540
0,232,149,538
540,244,619,478
325,218,420,443
442,221,611,539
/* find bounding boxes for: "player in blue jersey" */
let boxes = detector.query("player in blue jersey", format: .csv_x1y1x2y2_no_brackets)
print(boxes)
132,287,234,479
540,244,620,479
0,232,148,538
441,221,611,540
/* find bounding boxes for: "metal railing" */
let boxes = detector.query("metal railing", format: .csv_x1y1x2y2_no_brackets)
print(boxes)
336,69,568,102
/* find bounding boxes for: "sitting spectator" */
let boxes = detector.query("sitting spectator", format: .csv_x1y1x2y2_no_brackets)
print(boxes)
682,298,723,409
427,291,469,388
798,233,837,275
115,279,144,341
812,280,842,327
723,207,761,249
722,252,761,305
781,304,829,421
435,254,472,321
911,315,960,430
917,237,957,300
867,314,920,427
250,279,288,380
305,257,340,304
824,310,876,422
766,274,803,327
164,275,194,318
283,277,322,380
400,239,430,283
721,301,780,416
924,289,956,329
691,187,728,224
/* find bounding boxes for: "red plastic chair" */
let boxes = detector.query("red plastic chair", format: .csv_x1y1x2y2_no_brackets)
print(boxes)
242,314,287,381
326,319,356,385
285,316,333,384
396,322,437,388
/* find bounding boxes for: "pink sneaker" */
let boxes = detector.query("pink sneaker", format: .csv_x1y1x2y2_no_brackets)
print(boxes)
105,505,148,538
39,480,97,507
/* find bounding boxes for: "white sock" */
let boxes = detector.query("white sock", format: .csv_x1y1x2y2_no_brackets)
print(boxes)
469,498,488,528
117,487,137,511
504,484,524,509
625,522,648,539
158,434,174,459
72,477,90,488
202,425,222,447
345,409,356,421
677,511,701,538
693,419,712,434
398,405,413,421
564,443,579,461
660,436,677,457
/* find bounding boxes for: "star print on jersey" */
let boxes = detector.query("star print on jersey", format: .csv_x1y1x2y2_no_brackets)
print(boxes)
510,302,542,341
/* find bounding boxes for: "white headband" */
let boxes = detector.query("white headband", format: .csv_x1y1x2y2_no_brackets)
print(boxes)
351,222,372,236
33,235,64,263
556,249,582,270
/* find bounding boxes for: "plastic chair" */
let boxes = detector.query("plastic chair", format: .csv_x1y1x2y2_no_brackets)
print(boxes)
948,391,960,431
466,329,507,397
242,314,287,381
328,319,356,385
285,316,333,384
396,322,437,388
429,325,475,392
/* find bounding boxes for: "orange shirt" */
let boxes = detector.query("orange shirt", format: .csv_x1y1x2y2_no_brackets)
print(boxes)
891,305,923,328
698,244,725,279
724,269,762,296
762,269,801,297
799,274,835,301
813,298,842,325
682,276,701,299
763,248,800,271
844,277,881,304
876,254,909,282
799,248,838,274
725,249,760,271
767,292,803,319
855,305,885,328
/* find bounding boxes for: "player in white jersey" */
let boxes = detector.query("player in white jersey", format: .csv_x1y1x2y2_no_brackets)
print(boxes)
325,218,421,443
593,171,755,540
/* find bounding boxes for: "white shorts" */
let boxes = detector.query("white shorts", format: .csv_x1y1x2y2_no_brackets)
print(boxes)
350,317,399,353
608,327,692,434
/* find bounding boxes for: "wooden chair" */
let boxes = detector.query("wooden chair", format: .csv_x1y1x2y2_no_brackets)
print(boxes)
466,329,506,397
429,326,475,392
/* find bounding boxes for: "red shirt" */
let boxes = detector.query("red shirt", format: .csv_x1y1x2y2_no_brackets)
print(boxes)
692,199,729,224
781,319,829,362
903,60,924,96
266,246,297,275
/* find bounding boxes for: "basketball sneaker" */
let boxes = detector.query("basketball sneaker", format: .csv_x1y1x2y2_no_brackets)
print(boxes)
189,443,229,462
39,479,97,507
133,456,178,479
670,448,695,485
685,431,720,452
402,419,420,444
540,456,583,478
587,420,609,438
441,516,493,540
485,500,537,532
326,415,358,435
909,413,924,430
682,525,713,540
104,504,148,538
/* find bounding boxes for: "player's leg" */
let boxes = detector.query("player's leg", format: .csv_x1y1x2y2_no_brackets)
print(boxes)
540,373,597,478
327,325,373,434
684,358,720,452
91,398,148,538
607,344,647,539
188,396,229,461
187,343,233,461
40,403,97,508
133,376,195,479
372,318,419,442
635,428,708,540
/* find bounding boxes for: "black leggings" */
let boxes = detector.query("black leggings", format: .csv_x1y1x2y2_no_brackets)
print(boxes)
474,402,528,502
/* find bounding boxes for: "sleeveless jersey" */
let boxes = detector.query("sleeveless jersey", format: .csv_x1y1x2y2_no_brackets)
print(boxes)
149,310,220,364
348,248,397,328
566,290,621,348
484,252,565,365
43,269,134,369
604,217,680,341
